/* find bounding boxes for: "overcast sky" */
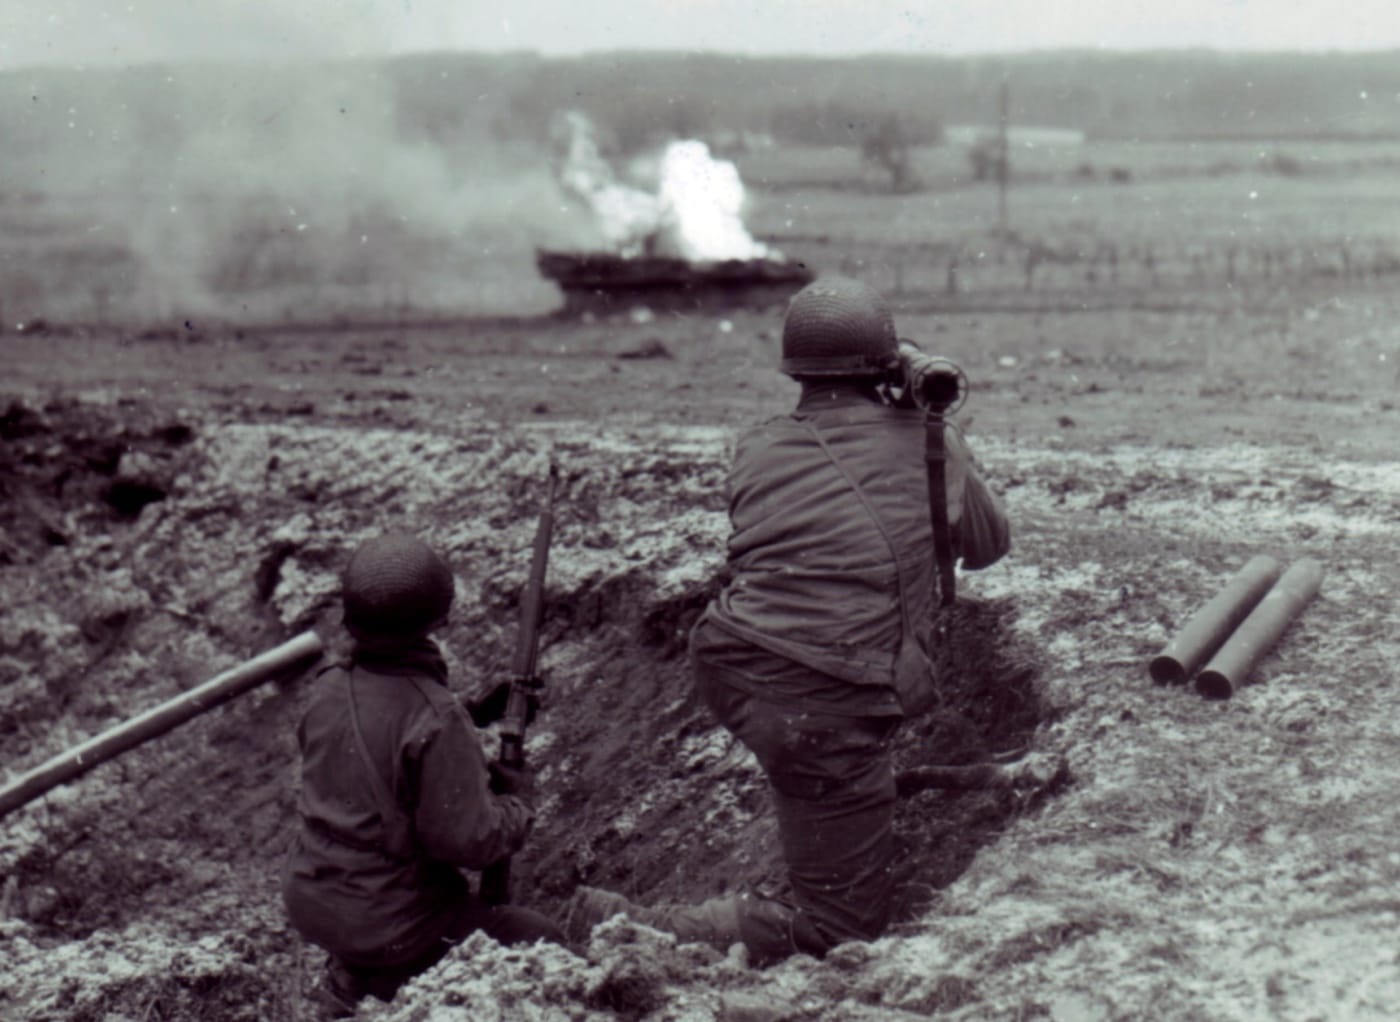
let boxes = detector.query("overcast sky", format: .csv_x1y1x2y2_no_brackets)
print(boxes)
3,0,1399,70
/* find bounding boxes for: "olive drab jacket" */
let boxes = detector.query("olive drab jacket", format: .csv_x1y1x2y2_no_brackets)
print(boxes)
282,639,533,966
701,392,1010,715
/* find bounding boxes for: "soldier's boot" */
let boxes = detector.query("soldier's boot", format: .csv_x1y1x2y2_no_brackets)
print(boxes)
563,885,744,954
562,885,633,944
642,895,745,953
307,959,362,1020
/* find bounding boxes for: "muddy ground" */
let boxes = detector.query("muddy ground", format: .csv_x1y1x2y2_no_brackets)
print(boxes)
1,272,1398,1021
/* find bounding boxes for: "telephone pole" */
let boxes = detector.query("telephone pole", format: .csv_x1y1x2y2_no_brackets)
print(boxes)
997,75,1010,234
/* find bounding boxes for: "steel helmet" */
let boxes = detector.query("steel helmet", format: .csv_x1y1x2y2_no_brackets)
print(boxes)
342,534,454,638
779,276,898,377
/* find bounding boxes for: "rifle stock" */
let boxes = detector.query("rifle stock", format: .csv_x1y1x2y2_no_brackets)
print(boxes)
480,464,558,905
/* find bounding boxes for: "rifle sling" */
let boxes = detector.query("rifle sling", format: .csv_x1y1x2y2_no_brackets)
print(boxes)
798,420,922,654
925,414,957,607
345,666,414,861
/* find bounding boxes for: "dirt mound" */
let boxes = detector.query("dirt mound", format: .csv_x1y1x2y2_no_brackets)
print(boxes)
2,916,300,1021
0,398,195,566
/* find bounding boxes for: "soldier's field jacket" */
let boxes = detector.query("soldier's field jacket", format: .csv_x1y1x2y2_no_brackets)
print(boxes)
700,391,1010,715
282,640,532,966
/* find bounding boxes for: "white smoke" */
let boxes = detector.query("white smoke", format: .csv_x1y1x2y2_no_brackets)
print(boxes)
659,140,771,262
0,62,583,323
554,111,666,256
553,112,776,262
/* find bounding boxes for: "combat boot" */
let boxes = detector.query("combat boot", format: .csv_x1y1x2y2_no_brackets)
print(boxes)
564,886,744,954
562,885,635,944
306,959,362,1020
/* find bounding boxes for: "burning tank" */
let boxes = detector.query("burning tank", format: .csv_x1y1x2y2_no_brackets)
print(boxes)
541,114,813,315
536,248,813,316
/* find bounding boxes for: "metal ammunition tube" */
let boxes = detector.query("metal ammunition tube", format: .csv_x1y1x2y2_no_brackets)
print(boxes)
1149,554,1283,684
1196,558,1324,700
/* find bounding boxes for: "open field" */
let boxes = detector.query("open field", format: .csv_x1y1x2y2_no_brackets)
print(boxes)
3,82,1400,1021
7,124,1400,325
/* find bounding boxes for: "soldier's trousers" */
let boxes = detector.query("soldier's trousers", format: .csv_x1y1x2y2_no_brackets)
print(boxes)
692,657,901,964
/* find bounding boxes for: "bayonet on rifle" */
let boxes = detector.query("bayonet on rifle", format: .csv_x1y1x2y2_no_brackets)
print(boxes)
480,463,558,905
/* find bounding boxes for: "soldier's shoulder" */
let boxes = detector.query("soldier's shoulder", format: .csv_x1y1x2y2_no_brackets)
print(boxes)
732,415,791,454
742,413,799,436
402,674,465,719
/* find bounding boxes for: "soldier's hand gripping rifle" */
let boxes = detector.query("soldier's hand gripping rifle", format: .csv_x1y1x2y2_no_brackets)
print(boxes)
898,340,968,606
479,464,558,906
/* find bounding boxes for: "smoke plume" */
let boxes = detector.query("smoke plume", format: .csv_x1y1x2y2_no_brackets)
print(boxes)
551,111,777,263
0,55,592,324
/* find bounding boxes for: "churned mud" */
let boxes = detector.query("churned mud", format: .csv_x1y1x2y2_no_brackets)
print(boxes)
0,390,1052,1021
2,279,1398,1019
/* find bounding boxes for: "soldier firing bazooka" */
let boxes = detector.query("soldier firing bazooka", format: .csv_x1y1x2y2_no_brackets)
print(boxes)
281,535,567,1017
565,276,1012,964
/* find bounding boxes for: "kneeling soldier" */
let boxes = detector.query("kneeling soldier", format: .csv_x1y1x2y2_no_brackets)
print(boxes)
283,533,564,1016
567,276,1010,964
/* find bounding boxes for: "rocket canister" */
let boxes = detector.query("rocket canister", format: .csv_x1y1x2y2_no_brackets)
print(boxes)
1196,558,1324,700
1149,554,1283,685
0,631,323,821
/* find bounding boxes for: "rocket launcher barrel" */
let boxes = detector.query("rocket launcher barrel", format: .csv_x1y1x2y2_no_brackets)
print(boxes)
0,631,323,822
1149,555,1283,684
1196,558,1324,700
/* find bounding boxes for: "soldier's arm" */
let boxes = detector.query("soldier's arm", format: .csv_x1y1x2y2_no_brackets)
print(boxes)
409,704,534,869
957,468,1011,569
945,429,1011,570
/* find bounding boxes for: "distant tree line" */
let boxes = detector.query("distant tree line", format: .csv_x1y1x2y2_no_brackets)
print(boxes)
384,49,1400,146
8,49,1400,171
768,102,944,147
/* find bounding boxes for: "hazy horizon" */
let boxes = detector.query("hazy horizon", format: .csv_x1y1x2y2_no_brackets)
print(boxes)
8,42,1400,76
5,0,1400,72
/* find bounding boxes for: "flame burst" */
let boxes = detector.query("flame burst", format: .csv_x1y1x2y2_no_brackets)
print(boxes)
554,112,777,262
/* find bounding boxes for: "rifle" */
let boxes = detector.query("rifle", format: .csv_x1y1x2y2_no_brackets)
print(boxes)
479,464,558,905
